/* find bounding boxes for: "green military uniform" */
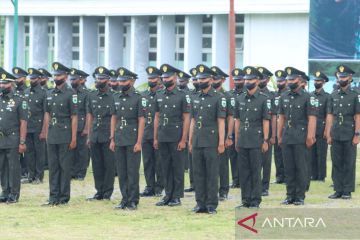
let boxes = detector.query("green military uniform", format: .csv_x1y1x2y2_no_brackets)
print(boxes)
69,68,90,180
257,67,275,196
211,66,233,200
228,68,246,188
141,66,163,196
12,67,29,179
155,64,190,206
328,65,359,199
279,67,317,205
87,67,115,200
113,67,145,210
311,71,330,181
235,67,271,208
24,68,47,183
46,62,78,205
0,69,28,203
273,70,288,183
191,65,226,213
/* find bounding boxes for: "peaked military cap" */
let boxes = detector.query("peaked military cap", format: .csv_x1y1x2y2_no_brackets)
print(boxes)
160,64,180,78
177,70,191,82
257,66,273,79
117,67,138,81
313,71,329,82
285,67,305,80
196,64,217,79
38,68,52,78
109,69,118,81
69,68,89,81
94,66,111,79
336,65,355,78
211,66,229,79
52,62,70,75
189,68,198,80
243,66,263,80
146,66,162,78
274,70,287,81
12,67,27,78
27,68,43,79
231,68,245,80
0,68,16,83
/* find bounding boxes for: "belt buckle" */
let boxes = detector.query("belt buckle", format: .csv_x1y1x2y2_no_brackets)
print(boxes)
0,131,4,137
51,117,57,125
121,119,127,127
163,117,168,126
287,120,292,128
244,121,250,128
339,115,343,125
197,121,202,129
147,116,152,124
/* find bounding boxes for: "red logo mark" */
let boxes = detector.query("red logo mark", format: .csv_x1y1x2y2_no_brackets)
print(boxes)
237,213,258,234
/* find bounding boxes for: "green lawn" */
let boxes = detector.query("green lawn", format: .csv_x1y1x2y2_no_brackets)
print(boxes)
0,155,359,240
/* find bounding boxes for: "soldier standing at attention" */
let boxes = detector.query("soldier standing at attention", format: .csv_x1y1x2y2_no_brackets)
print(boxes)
23,68,47,184
257,67,275,197
38,68,53,91
86,67,115,201
277,67,317,206
110,67,145,210
69,69,90,181
228,68,246,189
109,70,120,93
12,67,29,180
141,66,164,197
234,66,270,208
271,70,288,184
189,64,225,214
310,71,330,182
326,65,360,200
154,64,191,207
43,62,78,206
211,66,234,201
0,69,28,203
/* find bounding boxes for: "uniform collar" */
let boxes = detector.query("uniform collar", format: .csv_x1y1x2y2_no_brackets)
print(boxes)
53,84,68,93
97,88,110,96
165,86,178,95
120,86,135,97
1,91,14,99
288,88,304,96
314,88,325,96
200,87,216,97
245,89,260,99
339,86,351,95
30,84,42,92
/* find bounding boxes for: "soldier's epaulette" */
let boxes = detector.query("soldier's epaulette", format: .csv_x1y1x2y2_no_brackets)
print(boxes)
134,90,141,95
259,92,268,97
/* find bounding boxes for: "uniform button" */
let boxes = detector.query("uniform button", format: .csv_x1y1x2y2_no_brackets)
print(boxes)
121,107,125,110
200,106,203,109
35,100,38,103
123,98,126,101
60,103,63,106
149,104,152,107
2,101,5,103
1,109,3,112
99,97,102,100
148,112,151,116
53,103,56,106
201,98,204,100
340,104,342,107
208,104,211,107
199,116,202,119
98,106,101,108
248,99,250,102
246,109,249,111
130,107,133,110
150,96,153,99
166,96,169,99
55,94,58,97
165,105,167,108
341,96,344,99
133,128,137,131
29,99,32,102
291,96,294,99
173,105,176,108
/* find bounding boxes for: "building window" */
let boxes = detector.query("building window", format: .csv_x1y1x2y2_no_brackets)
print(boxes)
48,18,55,69
148,16,157,66
123,16,131,68
202,15,212,66
24,17,30,69
175,15,185,69
235,14,244,67
72,19,79,68
98,19,105,66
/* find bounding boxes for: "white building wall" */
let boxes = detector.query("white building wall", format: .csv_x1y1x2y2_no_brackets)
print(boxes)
243,13,309,73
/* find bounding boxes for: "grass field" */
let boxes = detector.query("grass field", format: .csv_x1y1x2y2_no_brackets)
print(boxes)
0,154,359,240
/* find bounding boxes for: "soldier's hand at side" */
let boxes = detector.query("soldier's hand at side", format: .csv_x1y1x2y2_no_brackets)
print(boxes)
133,142,142,153
86,139,91,148
19,144,26,154
218,143,225,154
326,136,332,145
352,136,360,146
109,139,115,152
188,142,192,153
306,136,315,148
39,131,46,141
278,137,282,146
270,136,276,145
69,139,77,150
261,142,269,153
153,139,159,150
177,140,186,151
225,138,233,148
81,129,89,137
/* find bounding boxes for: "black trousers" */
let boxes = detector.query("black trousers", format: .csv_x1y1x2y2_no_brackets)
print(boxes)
331,140,356,193
192,147,219,209
142,139,163,193
90,141,115,198
228,144,239,185
48,143,73,203
188,152,194,188
282,144,307,200
311,135,328,180
238,147,262,205
274,137,285,182
72,132,89,178
115,145,141,204
0,148,20,200
158,142,185,200
219,148,229,195
261,145,272,191
25,132,45,181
